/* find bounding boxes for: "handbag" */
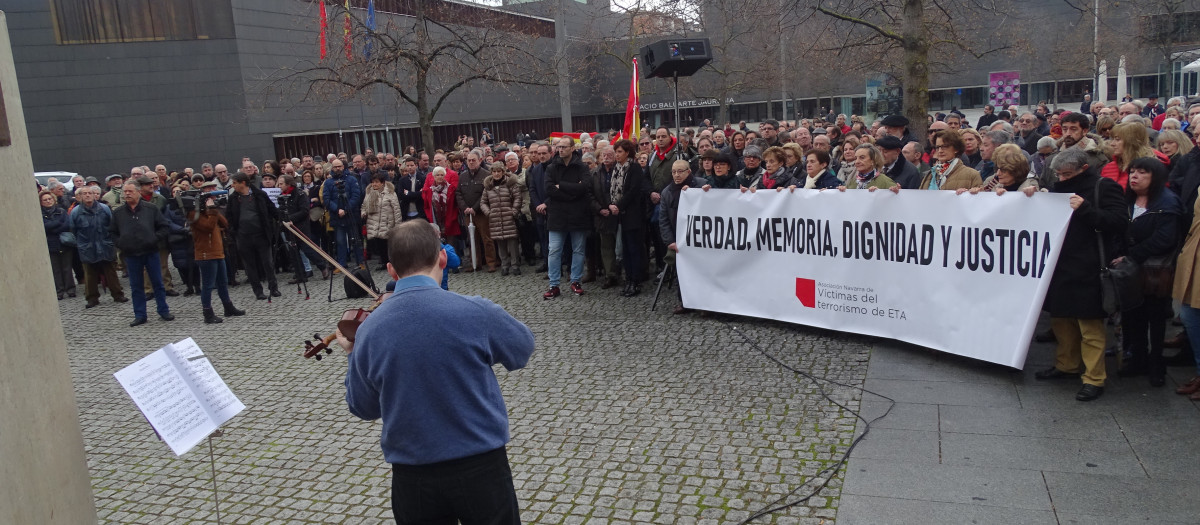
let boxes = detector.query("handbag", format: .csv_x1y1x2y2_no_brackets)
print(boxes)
1094,178,1142,313
1141,253,1177,298
59,231,76,247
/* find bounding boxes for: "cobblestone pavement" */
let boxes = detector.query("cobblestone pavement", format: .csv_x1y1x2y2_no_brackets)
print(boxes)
60,261,871,524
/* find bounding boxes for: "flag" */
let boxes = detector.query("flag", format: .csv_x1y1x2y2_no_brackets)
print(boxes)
364,0,375,59
319,2,327,60
344,0,352,60
621,58,641,141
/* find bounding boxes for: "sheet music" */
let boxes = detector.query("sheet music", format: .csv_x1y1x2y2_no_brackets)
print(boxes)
164,338,245,426
113,339,244,456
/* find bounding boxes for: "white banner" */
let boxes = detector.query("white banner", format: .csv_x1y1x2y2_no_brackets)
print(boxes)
676,189,1075,368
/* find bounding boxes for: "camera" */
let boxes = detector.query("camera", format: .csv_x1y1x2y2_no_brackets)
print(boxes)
277,193,294,209
180,189,228,211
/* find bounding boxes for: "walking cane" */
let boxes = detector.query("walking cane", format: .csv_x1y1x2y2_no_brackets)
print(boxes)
651,263,674,311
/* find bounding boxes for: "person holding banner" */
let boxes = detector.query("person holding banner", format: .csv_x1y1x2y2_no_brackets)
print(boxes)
1035,147,1129,402
917,130,983,191
800,150,842,190
838,144,895,191
702,153,741,190
660,160,706,314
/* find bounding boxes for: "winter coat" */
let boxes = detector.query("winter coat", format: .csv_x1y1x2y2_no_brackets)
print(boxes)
591,161,649,233
1123,190,1183,265
322,172,363,228
705,172,742,189
1101,150,1171,190
527,161,549,216
224,186,279,239
279,186,315,237
480,174,522,241
1168,148,1200,225
165,206,193,272
795,169,842,190
422,173,461,237
42,204,70,253
1173,192,1200,306
456,166,489,214
510,168,532,221
362,182,403,240
919,161,982,191
736,166,766,189
545,151,594,232
70,201,116,263
110,201,168,257
101,187,122,209
1044,173,1129,319
658,176,707,246
191,209,228,261
844,172,896,190
1016,130,1044,155
884,156,922,190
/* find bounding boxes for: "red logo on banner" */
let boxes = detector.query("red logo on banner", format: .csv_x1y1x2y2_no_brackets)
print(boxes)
796,278,816,308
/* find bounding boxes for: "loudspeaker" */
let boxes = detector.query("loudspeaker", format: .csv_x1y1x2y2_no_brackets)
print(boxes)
640,38,712,79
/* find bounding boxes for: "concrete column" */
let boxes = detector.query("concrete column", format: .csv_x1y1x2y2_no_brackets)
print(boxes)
554,0,572,132
0,11,98,525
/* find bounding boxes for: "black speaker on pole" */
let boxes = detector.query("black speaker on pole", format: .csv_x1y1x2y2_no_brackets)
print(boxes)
640,38,712,79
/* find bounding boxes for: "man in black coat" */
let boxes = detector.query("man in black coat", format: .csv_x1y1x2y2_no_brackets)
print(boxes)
877,136,921,189
527,141,552,272
1015,113,1045,155
542,136,594,299
1034,147,1129,402
110,180,174,326
225,173,281,300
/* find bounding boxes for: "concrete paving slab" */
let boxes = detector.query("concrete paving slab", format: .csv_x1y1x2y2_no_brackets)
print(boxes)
843,457,1053,510
938,405,1125,441
837,494,1057,525
863,378,1021,408
1044,470,1200,523
939,432,1145,476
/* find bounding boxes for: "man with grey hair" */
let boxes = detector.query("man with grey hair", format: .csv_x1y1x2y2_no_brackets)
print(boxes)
504,150,536,265
200,163,214,180
1036,145,1127,402
111,179,174,326
457,148,497,272
1015,113,1044,155
70,185,127,308
976,130,1012,182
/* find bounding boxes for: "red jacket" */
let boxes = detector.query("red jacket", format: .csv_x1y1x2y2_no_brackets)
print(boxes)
422,169,461,236
1101,149,1170,190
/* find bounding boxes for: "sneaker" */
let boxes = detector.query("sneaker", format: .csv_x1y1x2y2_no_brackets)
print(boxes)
570,282,584,295
543,286,561,300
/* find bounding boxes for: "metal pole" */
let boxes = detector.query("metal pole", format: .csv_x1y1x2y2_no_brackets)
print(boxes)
1093,0,1099,95
779,0,786,123
673,71,681,158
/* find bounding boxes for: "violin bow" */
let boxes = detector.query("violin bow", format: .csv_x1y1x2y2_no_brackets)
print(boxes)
281,221,380,301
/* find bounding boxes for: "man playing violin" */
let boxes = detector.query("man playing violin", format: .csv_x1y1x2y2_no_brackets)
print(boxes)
337,219,535,524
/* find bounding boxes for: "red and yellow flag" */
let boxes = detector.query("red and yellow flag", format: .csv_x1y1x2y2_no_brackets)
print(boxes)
621,58,641,141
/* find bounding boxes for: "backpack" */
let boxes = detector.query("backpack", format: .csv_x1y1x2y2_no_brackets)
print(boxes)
344,267,377,299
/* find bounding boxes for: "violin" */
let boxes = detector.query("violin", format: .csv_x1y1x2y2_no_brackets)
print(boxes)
303,292,392,360
281,221,390,361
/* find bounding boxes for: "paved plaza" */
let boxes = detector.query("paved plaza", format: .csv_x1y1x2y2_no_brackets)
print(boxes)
58,263,1200,524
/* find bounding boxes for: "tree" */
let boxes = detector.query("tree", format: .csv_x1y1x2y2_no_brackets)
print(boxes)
267,1,559,152
812,0,1011,143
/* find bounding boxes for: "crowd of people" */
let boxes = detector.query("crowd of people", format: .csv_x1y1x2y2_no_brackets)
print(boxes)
36,93,1200,402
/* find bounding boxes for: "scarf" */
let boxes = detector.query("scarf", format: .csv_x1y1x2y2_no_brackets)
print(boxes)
856,170,878,189
431,182,448,225
764,167,785,189
804,172,820,189
929,159,959,190
654,137,677,162
610,161,629,206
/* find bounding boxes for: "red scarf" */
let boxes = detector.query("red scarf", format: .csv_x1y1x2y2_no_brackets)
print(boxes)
654,137,677,162
281,186,294,195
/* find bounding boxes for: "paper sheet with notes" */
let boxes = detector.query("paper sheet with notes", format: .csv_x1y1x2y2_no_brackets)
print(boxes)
113,338,245,456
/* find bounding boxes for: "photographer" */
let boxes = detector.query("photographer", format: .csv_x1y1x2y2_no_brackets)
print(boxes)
190,180,245,323
278,174,330,280
225,173,281,300
322,159,365,269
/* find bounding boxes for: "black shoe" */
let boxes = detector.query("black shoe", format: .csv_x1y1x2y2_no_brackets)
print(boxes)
1034,329,1056,343
85,301,99,309
129,317,147,327
203,308,223,324
67,291,76,298
255,293,268,300
320,267,331,280
183,287,195,297
451,268,460,274
160,313,175,321
512,267,521,276
223,303,246,316
114,296,129,303
1075,384,1104,401
270,289,282,297
1034,367,1081,380
501,268,510,276
229,279,241,287
165,290,180,297
629,283,642,297
620,282,634,297
535,263,548,272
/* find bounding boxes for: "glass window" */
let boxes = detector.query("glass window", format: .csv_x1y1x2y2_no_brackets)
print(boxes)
50,0,234,44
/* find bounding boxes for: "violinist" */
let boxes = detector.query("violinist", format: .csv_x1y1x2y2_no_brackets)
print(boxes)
338,219,535,524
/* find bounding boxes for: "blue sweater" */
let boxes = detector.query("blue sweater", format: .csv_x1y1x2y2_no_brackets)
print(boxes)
345,275,536,465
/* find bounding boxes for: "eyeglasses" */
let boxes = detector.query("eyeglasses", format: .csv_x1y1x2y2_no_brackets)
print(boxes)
934,144,951,150
639,142,650,146
671,169,691,174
